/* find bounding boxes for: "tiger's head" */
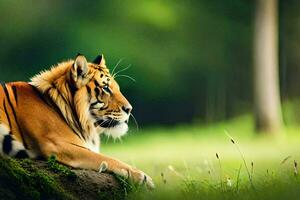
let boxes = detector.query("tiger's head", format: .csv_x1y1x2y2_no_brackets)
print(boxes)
31,54,132,140
72,54,132,138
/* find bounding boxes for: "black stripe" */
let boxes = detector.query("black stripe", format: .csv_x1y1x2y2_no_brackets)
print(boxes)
44,87,52,95
70,142,91,151
0,82,7,108
71,105,83,133
94,85,103,104
11,85,18,105
90,100,104,108
94,80,100,87
3,134,12,154
100,105,108,111
31,85,84,141
59,91,82,132
86,85,91,94
64,108,84,140
31,85,58,112
15,150,29,159
3,100,12,130
68,82,77,99
95,88,101,99
2,84,18,123
40,85,84,140
1,82,11,130
1,83,28,149
90,102,99,107
86,85,92,103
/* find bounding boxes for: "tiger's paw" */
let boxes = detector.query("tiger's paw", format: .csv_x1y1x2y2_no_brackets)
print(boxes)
125,167,155,189
99,162,154,189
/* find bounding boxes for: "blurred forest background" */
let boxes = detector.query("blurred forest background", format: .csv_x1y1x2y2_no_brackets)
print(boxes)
0,0,300,128
3,1,300,199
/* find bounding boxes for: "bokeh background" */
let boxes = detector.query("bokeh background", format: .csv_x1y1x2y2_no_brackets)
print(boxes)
2,0,300,126
2,1,300,199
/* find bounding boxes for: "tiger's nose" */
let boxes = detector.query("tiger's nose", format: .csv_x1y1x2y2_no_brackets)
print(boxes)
122,105,132,114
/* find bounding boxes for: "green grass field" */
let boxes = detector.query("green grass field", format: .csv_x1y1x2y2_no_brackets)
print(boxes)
102,115,300,200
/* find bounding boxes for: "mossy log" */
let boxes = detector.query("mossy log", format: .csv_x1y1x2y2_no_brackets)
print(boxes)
0,156,125,200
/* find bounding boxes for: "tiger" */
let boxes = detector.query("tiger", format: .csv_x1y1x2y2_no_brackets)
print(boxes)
0,54,154,188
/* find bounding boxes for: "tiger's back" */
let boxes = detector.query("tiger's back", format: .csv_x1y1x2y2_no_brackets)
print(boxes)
0,82,81,159
0,82,31,158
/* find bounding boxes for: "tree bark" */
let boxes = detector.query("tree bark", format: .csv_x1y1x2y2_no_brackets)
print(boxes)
254,0,282,133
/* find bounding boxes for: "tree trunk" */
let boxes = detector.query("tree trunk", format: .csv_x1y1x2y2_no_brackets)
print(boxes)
254,0,282,133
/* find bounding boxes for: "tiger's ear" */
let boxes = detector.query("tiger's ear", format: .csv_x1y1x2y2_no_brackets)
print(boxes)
71,54,89,87
93,54,106,66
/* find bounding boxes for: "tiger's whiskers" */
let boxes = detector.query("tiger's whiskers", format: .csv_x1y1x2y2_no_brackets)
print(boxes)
130,113,139,132
113,64,132,78
111,58,124,76
114,74,136,82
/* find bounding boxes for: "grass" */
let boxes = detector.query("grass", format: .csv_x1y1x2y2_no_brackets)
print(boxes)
101,115,300,200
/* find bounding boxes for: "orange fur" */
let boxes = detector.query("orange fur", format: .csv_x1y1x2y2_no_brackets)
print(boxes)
0,54,154,188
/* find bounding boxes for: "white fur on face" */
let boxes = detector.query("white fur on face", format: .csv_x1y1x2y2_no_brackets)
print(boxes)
104,123,128,139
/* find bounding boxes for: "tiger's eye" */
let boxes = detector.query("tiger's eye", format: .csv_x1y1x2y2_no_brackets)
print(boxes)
102,85,111,94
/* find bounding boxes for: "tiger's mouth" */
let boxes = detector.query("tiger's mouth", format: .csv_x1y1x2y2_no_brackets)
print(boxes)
93,116,129,139
94,118,121,128
94,117,129,128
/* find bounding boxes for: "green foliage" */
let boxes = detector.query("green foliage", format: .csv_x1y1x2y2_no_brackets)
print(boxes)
1,0,300,125
0,0,254,124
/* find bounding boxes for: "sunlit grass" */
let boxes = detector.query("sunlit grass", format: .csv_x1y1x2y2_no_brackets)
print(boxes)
101,115,300,199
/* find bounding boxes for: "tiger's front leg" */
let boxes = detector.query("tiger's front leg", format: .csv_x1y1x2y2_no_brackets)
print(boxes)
39,138,155,189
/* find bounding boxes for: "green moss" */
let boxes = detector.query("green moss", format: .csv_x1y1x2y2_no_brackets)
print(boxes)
47,155,77,180
0,157,75,200
0,156,124,199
